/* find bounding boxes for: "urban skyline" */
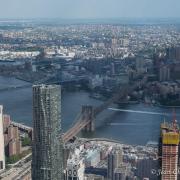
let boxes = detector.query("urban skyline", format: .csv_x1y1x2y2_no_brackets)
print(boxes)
0,4,180,178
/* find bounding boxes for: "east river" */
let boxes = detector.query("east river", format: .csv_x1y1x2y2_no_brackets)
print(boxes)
0,76,180,145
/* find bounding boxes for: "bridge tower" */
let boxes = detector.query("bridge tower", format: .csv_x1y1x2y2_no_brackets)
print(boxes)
81,105,95,132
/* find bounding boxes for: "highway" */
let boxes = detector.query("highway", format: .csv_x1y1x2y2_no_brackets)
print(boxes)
0,153,32,180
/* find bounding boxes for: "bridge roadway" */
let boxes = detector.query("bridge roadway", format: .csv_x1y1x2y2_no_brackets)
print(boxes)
0,84,31,92
11,121,33,132
62,76,147,143
0,75,56,92
10,76,147,143
63,119,91,143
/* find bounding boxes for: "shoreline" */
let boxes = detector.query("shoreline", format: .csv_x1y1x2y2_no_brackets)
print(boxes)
157,104,180,109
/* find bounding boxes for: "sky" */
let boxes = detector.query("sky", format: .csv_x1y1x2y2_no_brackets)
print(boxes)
1,0,180,19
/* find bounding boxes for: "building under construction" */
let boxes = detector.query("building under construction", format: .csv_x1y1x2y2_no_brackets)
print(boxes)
159,118,179,180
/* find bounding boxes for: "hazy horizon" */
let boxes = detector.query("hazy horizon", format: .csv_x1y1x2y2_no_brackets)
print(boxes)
1,0,180,19
1,17,180,20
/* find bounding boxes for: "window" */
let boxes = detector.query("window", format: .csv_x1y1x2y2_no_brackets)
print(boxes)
0,161,3,169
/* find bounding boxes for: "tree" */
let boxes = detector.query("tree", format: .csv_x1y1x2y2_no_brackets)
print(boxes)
22,136,31,147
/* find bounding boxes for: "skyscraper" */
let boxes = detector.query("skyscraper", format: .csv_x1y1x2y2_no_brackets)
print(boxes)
0,105,5,171
136,55,146,74
32,85,63,180
8,126,21,156
107,149,123,180
166,47,180,61
159,65,170,81
3,115,21,157
160,120,179,180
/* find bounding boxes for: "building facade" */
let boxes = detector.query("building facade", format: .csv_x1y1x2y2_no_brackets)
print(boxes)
3,115,21,157
107,149,123,180
66,158,85,180
161,121,179,180
32,85,63,180
0,105,5,171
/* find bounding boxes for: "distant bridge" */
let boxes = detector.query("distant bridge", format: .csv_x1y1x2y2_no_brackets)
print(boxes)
0,84,31,92
49,75,88,85
62,76,147,143
0,76,56,92
10,76,147,143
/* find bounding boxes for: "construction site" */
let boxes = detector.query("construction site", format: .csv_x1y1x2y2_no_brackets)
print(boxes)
159,113,180,180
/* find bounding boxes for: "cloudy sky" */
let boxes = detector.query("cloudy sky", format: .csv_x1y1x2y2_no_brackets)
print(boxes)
1,0,180,19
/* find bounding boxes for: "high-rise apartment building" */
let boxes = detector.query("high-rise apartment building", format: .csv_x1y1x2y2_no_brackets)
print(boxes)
32,85,63,180
114,167,127,180
166,47,180,61
136,56,146,74
107,149,123,180
3,115,21,157
0,105,5,171
66,157,85,180
8,126,21,156
160,120,179,180
159,65,170,81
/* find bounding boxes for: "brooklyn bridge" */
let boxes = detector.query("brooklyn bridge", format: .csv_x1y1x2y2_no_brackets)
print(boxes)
62,76,147,143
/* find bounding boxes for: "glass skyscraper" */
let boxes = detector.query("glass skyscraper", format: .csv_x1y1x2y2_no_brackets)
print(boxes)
32,84,63,180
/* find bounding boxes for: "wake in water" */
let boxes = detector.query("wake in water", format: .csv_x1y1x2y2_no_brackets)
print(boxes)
108,107,180,117
108,123,150,126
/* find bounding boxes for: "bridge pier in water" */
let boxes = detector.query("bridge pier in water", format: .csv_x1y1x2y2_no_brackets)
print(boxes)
81,105,95,132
